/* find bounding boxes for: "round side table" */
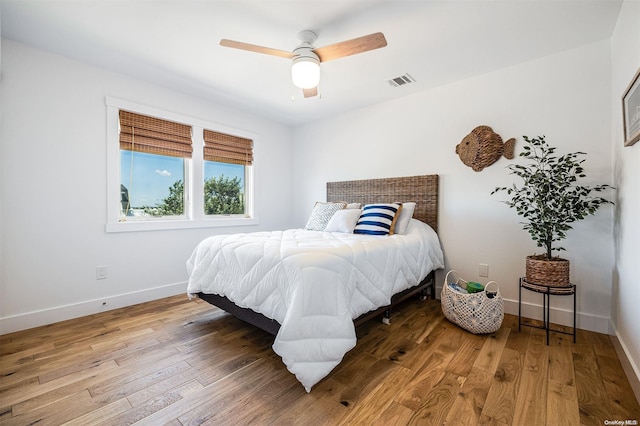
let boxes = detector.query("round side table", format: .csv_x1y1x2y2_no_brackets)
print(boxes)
518,277,576,345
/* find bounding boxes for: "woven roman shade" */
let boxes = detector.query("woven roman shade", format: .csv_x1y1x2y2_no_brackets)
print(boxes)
203,129,253,166
119,110,192,158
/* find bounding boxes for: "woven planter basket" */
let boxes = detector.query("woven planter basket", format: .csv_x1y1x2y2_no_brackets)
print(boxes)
441,270,504,334
525,255,570,287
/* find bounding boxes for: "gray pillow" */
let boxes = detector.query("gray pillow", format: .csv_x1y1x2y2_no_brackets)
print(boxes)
304,201,347,231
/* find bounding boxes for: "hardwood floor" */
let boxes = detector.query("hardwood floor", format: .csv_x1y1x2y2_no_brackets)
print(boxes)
1,294,638,425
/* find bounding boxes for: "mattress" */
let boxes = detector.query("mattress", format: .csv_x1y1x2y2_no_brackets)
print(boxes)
186,218,444,391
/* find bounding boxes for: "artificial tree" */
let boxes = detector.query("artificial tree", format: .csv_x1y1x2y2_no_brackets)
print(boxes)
492,135,614,285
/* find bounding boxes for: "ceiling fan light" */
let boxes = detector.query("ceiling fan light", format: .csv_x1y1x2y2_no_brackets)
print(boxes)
291,57,320,89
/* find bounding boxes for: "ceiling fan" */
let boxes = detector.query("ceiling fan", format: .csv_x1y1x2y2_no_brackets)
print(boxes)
220,30,387,98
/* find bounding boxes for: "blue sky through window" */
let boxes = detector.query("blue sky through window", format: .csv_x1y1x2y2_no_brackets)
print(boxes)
121,151,244,208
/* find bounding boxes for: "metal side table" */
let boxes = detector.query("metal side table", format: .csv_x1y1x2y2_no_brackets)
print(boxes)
518,277,576,345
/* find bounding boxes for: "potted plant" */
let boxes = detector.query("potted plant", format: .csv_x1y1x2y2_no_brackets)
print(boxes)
491,135,614,286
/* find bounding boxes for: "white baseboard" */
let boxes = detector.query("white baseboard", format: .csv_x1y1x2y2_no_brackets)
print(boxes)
610,322,640,405
0,281,187,335
502,298,611,335
1,283,613,337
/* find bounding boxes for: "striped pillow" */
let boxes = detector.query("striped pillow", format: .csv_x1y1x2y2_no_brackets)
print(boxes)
353,203,403,236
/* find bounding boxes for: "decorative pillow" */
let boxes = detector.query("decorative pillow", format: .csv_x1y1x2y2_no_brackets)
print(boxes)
346,203,362,209
325,208,362,233
304,201,347,231
353,203,403,236
393,202,416,235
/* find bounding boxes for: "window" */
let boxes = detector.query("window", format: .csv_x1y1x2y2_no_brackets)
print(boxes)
203,129,253,216
106,97,257,232
119,110,191,219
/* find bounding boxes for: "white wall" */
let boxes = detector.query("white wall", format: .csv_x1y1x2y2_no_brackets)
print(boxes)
1,9,636,389
292,39,615,334
611,0,640,396
0,39,293,333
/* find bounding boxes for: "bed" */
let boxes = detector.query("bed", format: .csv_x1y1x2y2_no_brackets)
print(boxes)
186,175,444,391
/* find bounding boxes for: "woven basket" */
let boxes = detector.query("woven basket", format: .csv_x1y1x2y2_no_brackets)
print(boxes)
441,270,504,334
525,255,570,287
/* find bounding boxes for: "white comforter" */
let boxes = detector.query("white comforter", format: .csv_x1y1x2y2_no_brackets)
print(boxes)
186,218,444,391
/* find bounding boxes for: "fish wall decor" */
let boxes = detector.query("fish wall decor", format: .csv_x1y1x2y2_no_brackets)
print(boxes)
455,125,516,172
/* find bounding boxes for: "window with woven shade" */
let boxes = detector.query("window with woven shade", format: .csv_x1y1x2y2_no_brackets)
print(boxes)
119,110,192,218
106,97,257,232
202,129,253,216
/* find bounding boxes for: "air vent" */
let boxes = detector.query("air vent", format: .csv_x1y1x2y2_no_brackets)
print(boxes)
388,73,416,87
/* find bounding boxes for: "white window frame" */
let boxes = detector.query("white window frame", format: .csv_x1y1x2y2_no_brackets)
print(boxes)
105,97,258,232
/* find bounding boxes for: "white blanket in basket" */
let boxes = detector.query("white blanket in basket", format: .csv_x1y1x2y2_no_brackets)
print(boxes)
186,219,444,391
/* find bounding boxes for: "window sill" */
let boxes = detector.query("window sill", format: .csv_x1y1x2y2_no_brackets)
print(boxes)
105,217,259,233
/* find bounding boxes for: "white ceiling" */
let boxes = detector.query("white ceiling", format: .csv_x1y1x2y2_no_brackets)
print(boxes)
0,0,623,126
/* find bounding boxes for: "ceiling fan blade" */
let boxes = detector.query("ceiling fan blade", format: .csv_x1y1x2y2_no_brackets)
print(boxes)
313,32,387,62
303,87,318,98
220,39,294,59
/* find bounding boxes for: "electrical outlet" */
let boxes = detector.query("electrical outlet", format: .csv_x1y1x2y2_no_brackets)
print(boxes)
479,263,489,277
96,266,108,280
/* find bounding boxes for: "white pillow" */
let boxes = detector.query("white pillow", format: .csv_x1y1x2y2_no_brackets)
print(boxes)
346,203,362,209
394,202,416,235
304,201,346,231
325,209,362,233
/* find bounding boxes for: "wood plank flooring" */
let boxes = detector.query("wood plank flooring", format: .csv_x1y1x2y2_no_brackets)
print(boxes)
1,294,638,425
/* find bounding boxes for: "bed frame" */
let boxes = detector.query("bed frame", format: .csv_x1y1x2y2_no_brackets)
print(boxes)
197,174,440,336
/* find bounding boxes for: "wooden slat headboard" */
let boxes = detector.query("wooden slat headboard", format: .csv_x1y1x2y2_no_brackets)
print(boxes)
326,175,439,232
